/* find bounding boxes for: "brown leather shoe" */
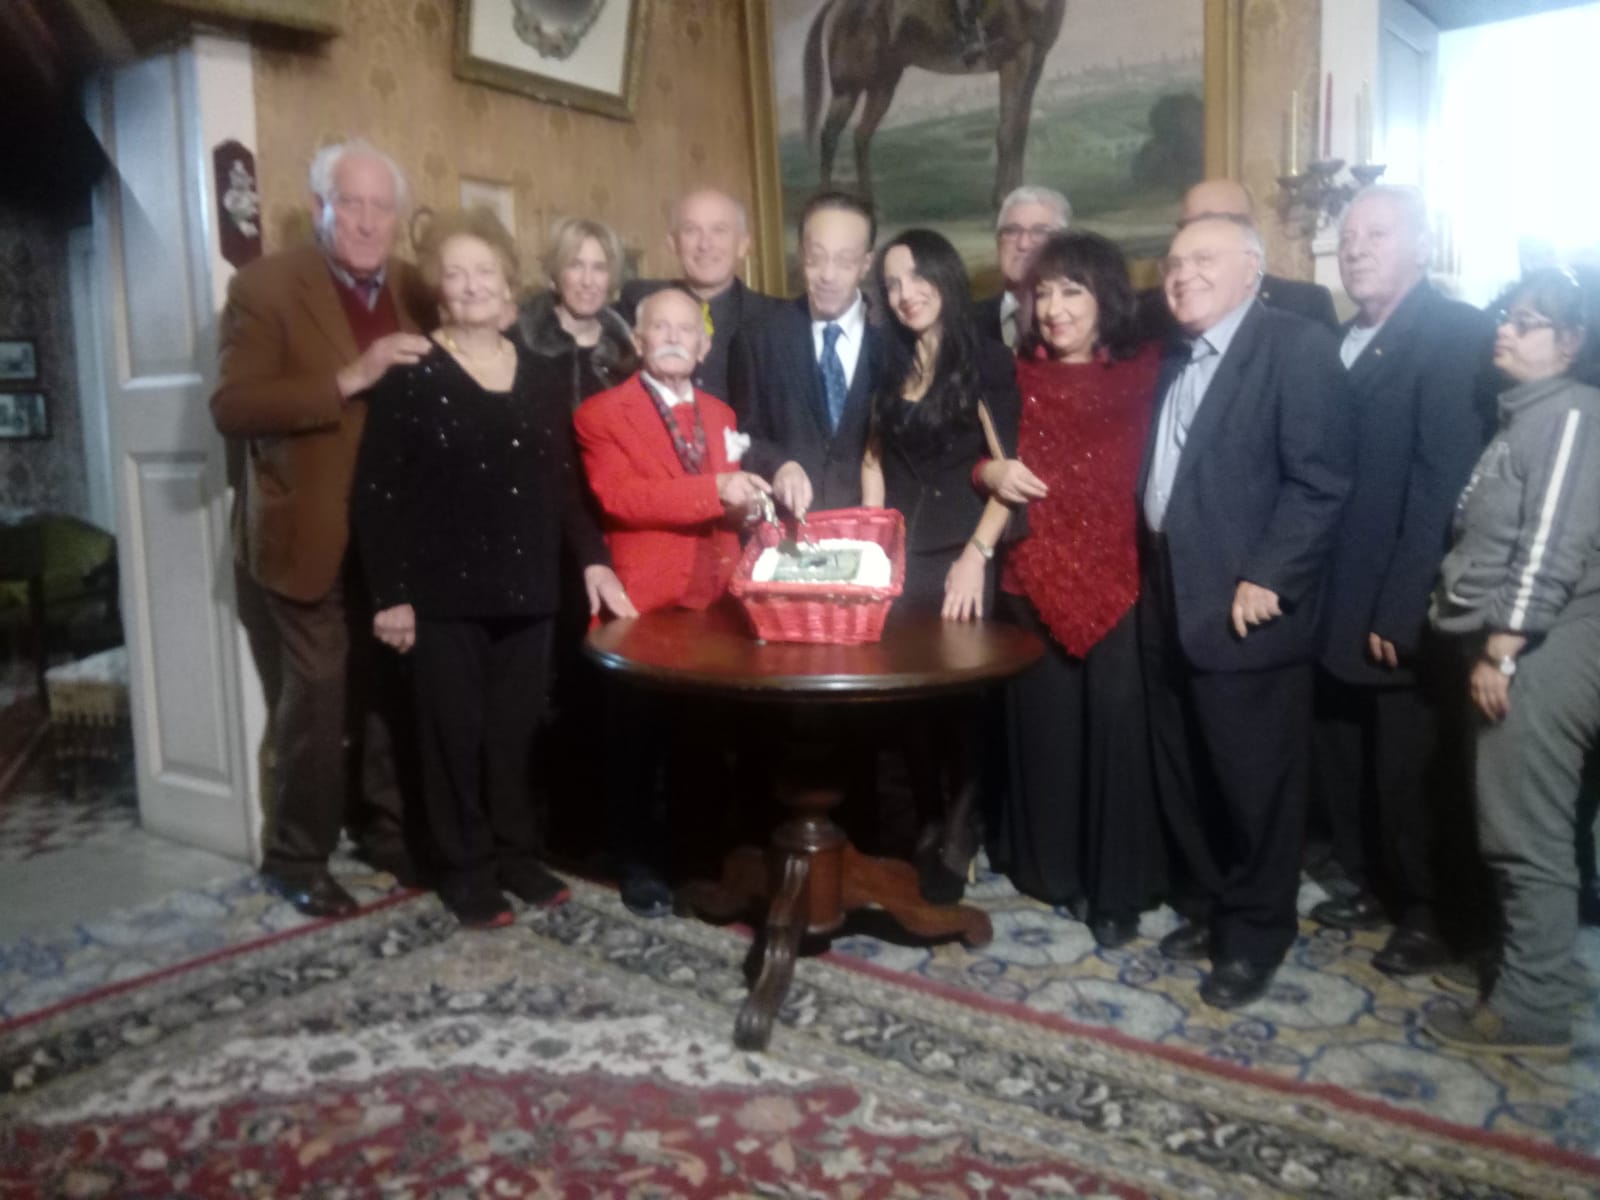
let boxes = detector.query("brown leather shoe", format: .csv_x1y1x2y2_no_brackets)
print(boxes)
262,870,359,919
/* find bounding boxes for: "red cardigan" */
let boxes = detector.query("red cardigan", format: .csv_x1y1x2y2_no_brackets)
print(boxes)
574,373,743,615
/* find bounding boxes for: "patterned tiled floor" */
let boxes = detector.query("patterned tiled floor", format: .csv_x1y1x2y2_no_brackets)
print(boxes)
2,755,1597,1159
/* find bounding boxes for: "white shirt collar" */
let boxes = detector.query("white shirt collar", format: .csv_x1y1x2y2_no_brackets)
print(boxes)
812,291,865,341
641,370,694,407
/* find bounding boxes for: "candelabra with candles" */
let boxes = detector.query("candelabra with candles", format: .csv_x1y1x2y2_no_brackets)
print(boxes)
1276,75,1385,238
1278,159,1388,238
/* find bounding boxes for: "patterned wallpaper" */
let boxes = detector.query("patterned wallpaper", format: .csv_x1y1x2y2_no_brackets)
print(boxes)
251,0,759,287
0,202,87,522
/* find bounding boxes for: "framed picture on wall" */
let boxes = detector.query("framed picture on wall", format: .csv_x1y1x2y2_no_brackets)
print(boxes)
0,392,48,440
459,177,517,237
454,0,651,121
744,0,1241,294
0,340,37,383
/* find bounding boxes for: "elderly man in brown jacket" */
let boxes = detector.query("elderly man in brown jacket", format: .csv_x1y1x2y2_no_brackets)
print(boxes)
211,139,433,917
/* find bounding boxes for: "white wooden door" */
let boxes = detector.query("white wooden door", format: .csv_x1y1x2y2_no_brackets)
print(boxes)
83,37,261,861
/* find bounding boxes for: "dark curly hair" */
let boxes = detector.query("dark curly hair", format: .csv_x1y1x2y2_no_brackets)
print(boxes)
1495,265,1600,388
871,228,981,439
1020,230,1142,361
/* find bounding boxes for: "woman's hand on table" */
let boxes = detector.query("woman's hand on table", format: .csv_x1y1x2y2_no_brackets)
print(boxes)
942,547,988,622
980,458,1048,505
373,604,416,653
585,565,638,619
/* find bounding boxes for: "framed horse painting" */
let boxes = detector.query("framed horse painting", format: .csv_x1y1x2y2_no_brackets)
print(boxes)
745,0,1242,293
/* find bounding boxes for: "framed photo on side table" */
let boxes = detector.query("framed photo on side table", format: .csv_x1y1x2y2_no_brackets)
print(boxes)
0,392,49,440
0,340,37,383
455,0,650,121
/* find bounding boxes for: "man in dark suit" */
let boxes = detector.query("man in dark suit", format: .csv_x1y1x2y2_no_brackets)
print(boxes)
1136,180,1340,343
1137,214,1354,1009
1312,186,1497,973
973,185,1071,351
618,187,785,401
211,140,434,916
729,191,880,515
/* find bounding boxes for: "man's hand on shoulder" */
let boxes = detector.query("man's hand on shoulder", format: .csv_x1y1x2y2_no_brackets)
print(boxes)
337,332,433,401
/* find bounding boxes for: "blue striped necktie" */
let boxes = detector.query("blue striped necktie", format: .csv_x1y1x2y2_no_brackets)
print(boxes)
821,322,848,432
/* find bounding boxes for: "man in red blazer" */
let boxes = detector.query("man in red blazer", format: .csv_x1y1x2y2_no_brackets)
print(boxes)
575,286,771,913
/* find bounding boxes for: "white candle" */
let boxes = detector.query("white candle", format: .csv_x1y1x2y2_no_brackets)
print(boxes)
1289,90,1300,174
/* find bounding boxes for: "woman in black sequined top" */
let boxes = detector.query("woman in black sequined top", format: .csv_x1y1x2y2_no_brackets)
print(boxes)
352,207,634,929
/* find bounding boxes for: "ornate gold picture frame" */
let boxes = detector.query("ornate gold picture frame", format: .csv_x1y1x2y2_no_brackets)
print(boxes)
454,0,649,122
744,0,1242,295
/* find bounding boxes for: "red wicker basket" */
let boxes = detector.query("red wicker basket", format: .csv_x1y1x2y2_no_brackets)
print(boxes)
728,507,906,644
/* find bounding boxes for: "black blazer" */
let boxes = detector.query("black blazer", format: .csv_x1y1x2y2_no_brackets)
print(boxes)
619,276,786,401
1137,273,1339,344
727,295,882,510
1137,302,1355,671
973,292,1007,346
880,338,1021,554
1319,282,1498,683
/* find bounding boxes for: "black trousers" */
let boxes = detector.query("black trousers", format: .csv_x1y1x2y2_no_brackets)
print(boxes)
259,558,411,881
411,615,552,893
1313,664,1458,926
1137,537,1312,966
991,594,1164,916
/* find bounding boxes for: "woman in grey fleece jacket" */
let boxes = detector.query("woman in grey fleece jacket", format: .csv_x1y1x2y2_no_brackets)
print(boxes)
1426,266,1600,1061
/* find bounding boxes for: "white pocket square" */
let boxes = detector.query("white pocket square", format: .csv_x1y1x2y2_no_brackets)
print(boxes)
724,428,752,465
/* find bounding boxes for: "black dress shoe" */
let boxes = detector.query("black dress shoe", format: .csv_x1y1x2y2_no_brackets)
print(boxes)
1372,926,1450,975
1158,920,1209,962
1200,959,1276,1009
1089,911,1140,950
262,870,358,919
501,862,571,909
620,868,672,919
1310,889,1387,931
440,881,514,930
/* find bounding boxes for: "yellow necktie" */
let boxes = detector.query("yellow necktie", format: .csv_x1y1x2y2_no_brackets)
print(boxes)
701,300,714,339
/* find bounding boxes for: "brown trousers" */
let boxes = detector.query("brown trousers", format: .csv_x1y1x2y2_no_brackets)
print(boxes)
259,559,411,879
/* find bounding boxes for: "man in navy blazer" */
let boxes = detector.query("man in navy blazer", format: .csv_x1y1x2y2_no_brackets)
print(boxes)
729,191,881,515
1312,187,1497,973
1137,214,1355,1009
1136,180,1340,344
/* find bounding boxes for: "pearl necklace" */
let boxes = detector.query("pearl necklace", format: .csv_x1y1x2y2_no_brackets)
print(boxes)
439,328,509,362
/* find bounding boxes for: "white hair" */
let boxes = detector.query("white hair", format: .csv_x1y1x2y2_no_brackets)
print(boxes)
1350,184,1431,241
996,185,1072,230
307,139,411,214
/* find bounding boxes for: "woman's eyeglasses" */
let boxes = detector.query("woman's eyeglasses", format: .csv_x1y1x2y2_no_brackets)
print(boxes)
1495,309,1557,336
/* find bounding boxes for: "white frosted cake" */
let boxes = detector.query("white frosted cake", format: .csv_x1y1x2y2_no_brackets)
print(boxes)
751,538,893,588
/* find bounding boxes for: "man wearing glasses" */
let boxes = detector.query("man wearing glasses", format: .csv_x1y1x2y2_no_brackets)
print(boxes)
1136,213,1354,1010
1313,186,1497,973
729,191,882,516
976,186,1071,351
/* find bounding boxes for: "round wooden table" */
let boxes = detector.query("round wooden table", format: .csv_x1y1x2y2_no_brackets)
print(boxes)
585,603,1043,1050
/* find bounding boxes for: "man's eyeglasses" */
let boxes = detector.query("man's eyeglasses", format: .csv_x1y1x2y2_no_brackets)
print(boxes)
998,223,1057,244
1495,308,1557,336
1159,248,1254,277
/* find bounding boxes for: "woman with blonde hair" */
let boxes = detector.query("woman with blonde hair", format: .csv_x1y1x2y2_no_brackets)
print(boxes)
511,215,637,408
353,207,634,929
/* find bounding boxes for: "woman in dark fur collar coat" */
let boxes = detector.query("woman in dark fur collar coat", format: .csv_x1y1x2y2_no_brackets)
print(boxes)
509,216,638,861
511,216,638,409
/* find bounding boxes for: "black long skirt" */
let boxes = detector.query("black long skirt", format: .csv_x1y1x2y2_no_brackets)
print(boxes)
989,592,1165,917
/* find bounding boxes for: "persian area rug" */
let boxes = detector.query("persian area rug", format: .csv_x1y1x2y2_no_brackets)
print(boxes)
1,883,1593,1200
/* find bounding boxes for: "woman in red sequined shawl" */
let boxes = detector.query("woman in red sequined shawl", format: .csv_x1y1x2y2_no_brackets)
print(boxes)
980,231,1167,948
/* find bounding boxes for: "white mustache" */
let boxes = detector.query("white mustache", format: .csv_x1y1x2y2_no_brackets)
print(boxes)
652,344,694,363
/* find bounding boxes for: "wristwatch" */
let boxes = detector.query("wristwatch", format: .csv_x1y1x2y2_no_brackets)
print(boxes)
1486,653,1518,678
969,536,995,561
